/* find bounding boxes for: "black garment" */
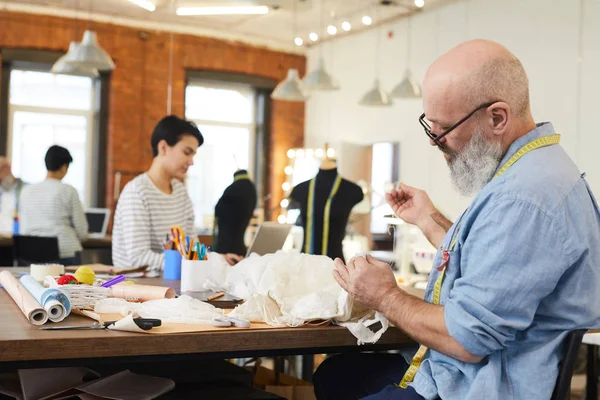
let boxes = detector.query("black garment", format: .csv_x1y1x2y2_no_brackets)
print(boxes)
289,168,363,261
313,353,432,400
213,170,257,256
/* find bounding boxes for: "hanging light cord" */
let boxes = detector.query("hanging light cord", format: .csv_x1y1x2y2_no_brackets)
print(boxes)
406,15,412,67
167,32,174,114
375,6,381,80
293,0,297,41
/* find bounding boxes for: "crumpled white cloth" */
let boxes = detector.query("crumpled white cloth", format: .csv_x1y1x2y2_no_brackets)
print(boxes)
221,251,389,344
95,295,223,324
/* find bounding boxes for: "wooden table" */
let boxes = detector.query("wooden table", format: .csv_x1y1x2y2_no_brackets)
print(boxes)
0,234,112,248
0,272,418,378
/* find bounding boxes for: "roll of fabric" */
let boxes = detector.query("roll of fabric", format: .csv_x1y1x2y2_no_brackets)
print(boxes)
30,264,65,282
20,274,71,322
0,271,48,325
110,284,176,302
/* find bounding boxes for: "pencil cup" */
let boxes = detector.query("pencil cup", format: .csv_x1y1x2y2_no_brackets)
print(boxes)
163,250,182,280
180,259,210,292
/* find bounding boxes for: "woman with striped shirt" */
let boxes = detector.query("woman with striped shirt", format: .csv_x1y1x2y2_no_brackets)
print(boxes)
112,116,201,271
112,115,241,271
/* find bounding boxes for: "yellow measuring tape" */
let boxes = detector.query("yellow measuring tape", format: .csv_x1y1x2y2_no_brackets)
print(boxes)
234,174,250,182
304,174,343,255
398,133,561,389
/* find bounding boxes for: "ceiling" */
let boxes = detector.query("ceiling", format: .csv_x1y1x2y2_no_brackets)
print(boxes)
0,0,451,52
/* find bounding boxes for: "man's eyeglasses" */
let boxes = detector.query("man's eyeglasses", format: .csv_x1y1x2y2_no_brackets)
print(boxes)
419,102,498,144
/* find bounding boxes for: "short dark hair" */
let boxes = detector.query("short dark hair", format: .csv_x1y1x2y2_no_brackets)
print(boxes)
45,145,73,171
151,115,204,157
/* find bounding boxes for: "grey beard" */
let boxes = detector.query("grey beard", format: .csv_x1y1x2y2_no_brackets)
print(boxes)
447,128,503,196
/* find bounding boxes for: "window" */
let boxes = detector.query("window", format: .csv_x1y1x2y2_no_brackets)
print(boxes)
370,142,400,234
8,69,95,205
185,81,255,231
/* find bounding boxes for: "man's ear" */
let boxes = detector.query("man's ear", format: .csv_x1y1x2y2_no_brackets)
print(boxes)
489,103,509,137
157,139,169,156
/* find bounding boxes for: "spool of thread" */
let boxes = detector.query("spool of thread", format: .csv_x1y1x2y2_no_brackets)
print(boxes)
30,264,65,283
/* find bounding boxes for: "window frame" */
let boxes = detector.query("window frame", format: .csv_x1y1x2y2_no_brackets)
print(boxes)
185,79,257,180
184,70,277,220
0,48,110,207
184,79,257,230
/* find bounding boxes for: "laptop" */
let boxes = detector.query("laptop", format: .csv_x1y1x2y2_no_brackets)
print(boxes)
246,222,292,257
85,208,111,239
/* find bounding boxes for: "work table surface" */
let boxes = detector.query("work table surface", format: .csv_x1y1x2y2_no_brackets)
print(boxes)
0,269,422,366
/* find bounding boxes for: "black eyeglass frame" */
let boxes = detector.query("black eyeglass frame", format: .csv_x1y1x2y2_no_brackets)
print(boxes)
419,101,499,143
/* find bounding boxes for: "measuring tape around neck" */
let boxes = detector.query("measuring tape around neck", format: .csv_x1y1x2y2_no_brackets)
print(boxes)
398,133,561,389
304,174,343,255
234,174,250,182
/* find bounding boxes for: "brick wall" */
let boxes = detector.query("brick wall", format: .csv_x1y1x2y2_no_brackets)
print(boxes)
0,10,305,221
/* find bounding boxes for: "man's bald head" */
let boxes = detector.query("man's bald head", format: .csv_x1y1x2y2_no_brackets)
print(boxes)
424,39,530,120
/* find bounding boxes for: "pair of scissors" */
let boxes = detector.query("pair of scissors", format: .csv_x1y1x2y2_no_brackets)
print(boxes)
39,318,162,331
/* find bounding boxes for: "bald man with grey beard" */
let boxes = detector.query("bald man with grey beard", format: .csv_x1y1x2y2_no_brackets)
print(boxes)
313,39,600,400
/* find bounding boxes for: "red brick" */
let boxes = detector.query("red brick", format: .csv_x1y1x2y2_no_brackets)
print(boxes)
0,10,305,225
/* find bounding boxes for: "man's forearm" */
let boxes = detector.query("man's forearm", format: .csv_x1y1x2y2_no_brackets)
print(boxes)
380,288,483,363
418,211,453,248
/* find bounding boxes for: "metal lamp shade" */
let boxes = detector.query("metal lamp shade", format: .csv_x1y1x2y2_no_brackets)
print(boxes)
359,79,393,106
65,30,115,72
302,58,338,91
391,69,422,98
271,69,306,102
52,42,100,77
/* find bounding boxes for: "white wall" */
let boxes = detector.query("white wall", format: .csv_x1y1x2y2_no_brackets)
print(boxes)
305,0,600,220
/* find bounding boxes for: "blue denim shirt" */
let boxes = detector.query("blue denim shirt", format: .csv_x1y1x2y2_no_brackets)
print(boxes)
411,122,600,400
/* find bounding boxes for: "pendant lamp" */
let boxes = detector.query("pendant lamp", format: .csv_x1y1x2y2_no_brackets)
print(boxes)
52,42,100,77
271,69,306,101
359,13,392,107
302,0,339,92
391,68,421,98
64,30,115,72
359,79,393,107
303,57,338,91
271,0,306,101
391,17,421,98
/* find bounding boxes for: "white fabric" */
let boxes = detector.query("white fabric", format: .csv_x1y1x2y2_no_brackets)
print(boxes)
218,251,389,344
95,295,223,324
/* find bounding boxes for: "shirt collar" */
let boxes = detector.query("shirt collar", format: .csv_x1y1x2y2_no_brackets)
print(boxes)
494,122,556,176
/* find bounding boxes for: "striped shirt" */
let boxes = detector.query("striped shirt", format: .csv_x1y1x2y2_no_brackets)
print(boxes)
19,179,88,259
112,173,194,270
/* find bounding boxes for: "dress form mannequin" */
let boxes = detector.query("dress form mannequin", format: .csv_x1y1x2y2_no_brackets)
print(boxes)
213,169,257,256
289,147,363,261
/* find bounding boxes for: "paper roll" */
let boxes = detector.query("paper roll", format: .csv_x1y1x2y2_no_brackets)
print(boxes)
0,270,48,325
30,264,65,282
110,284,176,302
20,275,71,322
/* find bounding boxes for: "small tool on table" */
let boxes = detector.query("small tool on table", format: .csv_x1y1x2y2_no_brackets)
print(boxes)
39,318,161,331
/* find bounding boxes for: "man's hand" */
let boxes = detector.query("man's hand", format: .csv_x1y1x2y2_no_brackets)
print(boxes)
385,183,436,228
332,254,399,312
386,183,452,248
222,253,243,266
334,254,483,364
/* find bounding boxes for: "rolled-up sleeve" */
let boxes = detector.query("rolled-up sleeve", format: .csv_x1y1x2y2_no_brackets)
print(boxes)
444,196,569,357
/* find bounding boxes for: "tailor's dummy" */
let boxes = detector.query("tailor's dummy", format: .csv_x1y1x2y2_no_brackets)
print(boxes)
289,149,363,261
213,169,257,256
